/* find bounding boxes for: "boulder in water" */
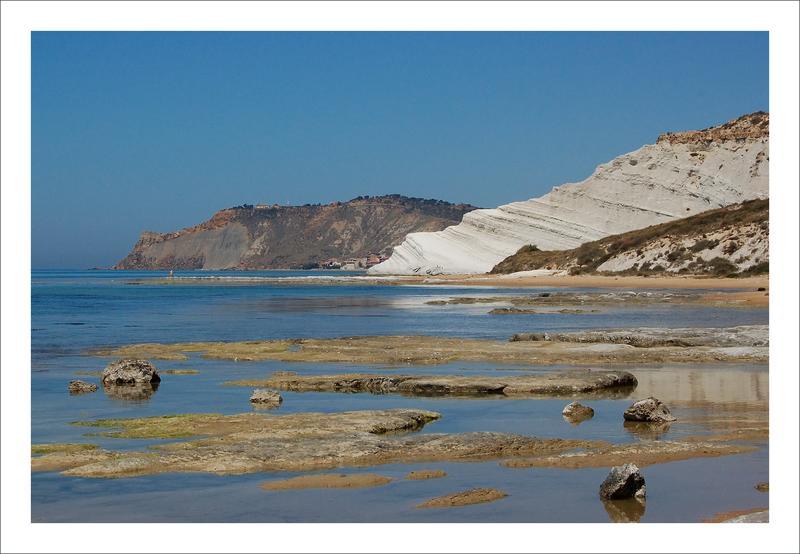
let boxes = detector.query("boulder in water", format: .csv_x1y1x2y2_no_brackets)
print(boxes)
250,389,283,407
623,397,676,423
101,359,161,385
562,401,594,423
599,463,646,500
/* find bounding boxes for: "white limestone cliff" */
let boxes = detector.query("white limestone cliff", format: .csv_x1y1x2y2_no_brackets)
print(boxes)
369,112,769,275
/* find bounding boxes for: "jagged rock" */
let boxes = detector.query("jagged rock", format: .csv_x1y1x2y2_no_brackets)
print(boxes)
624,397,677,423
101,359,160,385
562,401,594,423
68,380,97,394
249,389,283,406
599,463,646,500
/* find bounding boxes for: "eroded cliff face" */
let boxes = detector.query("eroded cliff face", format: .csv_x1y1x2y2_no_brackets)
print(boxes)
115,195,477,270
491,199,768,276
370,112,769,275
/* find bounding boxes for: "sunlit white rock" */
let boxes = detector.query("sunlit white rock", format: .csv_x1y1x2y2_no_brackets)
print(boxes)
370,135,768,275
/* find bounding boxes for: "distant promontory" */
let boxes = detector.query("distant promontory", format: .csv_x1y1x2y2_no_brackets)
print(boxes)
114,195,477,270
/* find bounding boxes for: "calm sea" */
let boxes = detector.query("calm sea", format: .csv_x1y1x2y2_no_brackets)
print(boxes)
31,269,769,522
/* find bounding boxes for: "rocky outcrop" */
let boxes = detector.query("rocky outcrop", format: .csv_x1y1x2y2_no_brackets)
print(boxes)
227,370,638,398
599,464,646,500
371,112,768,275
68,380,97,394
623,397,677,423
97,333,769,367
493,198,768,276
115,195,476,270
101,359,161,385
249,389,282,407
33,409,601,478
657,111,768,145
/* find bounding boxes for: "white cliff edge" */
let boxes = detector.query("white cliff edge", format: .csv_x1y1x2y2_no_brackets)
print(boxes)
369,113,769,275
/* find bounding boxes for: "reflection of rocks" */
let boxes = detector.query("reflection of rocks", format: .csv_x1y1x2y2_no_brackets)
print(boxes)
623,420,673,440
624,397,676,423
416,488,507,509
102,382,159,402
599,463,646,500
228,370,638,398
101,359,161,385
250,389,283,408
68,380,98,394
602,498,646,523
562,401,594,424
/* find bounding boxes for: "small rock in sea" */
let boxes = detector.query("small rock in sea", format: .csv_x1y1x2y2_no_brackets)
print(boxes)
756,287,766,292
68,380,98,394
101,359,161,385
562,401,594,423
599,463,646,500
755,482,769,492
250,389,283,406
623,397,677,423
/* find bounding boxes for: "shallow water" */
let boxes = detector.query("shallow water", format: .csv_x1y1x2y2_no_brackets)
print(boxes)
31,270,769,522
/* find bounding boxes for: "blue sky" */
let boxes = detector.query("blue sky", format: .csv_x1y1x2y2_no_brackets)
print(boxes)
32,32,768,268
